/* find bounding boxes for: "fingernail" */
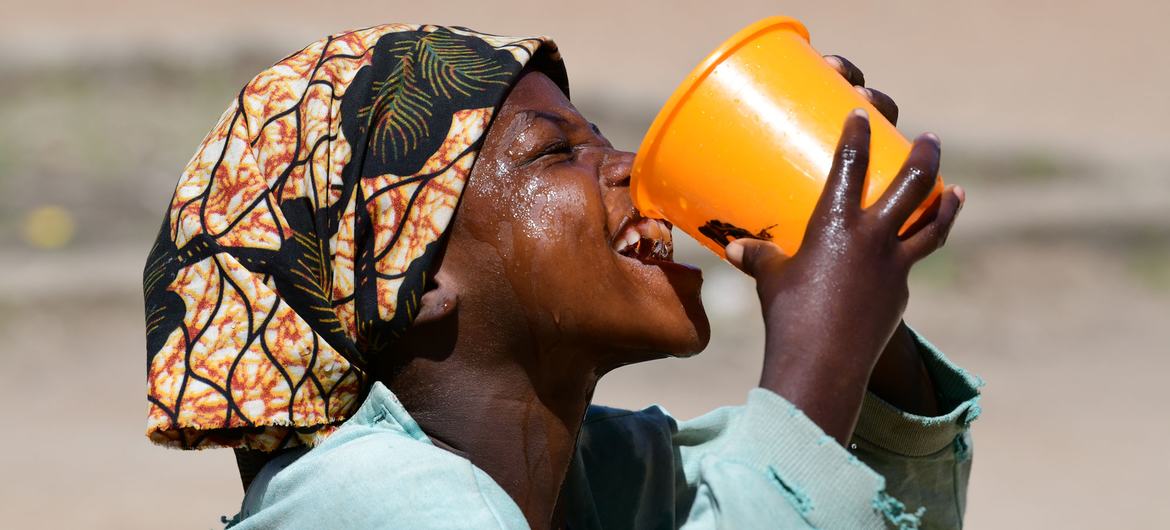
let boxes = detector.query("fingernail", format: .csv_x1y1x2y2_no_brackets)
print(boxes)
922,132,941,147
851,108,869,119
724,240,744,266
953,185,966,209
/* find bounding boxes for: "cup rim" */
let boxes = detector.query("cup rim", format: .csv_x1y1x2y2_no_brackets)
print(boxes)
632,16,811,184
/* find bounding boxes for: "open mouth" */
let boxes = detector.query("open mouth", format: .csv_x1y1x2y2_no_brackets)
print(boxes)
611,216,674,263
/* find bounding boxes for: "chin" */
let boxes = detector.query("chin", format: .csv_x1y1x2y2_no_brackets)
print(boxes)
653,269,711,358
622,305,712,366
637,274,712,360
662,307,712,359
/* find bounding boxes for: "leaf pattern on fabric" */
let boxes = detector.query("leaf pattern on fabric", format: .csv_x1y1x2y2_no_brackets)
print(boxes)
142,24,562,451
359,28,513,165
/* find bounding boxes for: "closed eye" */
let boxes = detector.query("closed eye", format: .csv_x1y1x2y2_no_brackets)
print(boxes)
535,140,574,159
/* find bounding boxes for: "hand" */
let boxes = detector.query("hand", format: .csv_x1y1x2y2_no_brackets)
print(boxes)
725,110,963,443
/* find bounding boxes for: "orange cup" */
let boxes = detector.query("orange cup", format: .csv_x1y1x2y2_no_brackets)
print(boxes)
632,16,943,258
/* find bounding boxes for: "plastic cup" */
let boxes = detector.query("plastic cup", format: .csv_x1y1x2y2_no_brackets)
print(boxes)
631,16,943,258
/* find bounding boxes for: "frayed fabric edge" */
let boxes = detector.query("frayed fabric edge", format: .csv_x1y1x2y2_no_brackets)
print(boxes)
146,420,342,452
873,490,926,530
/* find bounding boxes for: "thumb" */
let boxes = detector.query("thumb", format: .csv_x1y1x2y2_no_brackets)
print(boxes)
724,239,788,277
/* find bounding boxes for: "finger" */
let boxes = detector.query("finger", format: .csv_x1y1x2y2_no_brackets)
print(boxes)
854,86,899,126
824,55,865,86
899,188,941,238
873,133,941,227
900,185,963,261
725,238,789,277
816,109,871,218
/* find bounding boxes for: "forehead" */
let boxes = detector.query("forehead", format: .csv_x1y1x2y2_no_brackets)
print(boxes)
501,70,573,115
494,71,601,139
507,69,570,108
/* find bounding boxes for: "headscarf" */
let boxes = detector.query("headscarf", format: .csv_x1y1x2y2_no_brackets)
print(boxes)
143,24,568,451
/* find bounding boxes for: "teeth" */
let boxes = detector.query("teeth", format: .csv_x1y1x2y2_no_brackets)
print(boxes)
612,218,674,261
624,229,640,248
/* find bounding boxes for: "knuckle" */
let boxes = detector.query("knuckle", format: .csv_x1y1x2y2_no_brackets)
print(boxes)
863,213,895,236
905,166,930,184
839,147,860,163
936,227,953,250
745,244,771,267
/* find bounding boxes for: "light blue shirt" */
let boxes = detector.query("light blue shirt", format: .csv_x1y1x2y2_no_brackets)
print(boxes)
228,331,981,529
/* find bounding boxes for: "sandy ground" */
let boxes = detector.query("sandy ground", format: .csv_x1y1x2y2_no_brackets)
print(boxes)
1,1,1168,528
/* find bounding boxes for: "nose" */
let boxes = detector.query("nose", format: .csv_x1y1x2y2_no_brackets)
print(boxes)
600,148,644,239
600,149,634,188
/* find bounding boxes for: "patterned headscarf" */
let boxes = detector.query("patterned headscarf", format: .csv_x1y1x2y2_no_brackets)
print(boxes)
144,24,567,451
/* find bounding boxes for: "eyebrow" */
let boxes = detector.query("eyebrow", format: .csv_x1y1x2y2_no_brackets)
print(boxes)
520,110,571,127
518,110,602,136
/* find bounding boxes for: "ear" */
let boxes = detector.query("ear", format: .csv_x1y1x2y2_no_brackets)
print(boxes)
412,281,459,327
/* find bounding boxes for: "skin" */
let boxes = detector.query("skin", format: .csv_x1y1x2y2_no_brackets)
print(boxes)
375,57,962,529
377,70,709,529
726,111,963,443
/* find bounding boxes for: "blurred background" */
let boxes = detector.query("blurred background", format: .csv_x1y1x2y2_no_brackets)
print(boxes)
1,0,1167,527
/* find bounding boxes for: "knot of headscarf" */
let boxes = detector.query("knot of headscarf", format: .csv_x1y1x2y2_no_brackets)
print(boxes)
143,24,567,451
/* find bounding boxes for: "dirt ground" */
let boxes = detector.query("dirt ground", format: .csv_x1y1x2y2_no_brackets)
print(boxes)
1,1,1168,528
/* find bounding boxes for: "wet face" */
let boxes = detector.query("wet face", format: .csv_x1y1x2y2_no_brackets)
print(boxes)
439,70,709,369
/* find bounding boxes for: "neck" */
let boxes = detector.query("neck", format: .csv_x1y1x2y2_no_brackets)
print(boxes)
383,339,598,530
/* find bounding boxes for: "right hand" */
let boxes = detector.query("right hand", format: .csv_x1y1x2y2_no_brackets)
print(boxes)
725,109,963,443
